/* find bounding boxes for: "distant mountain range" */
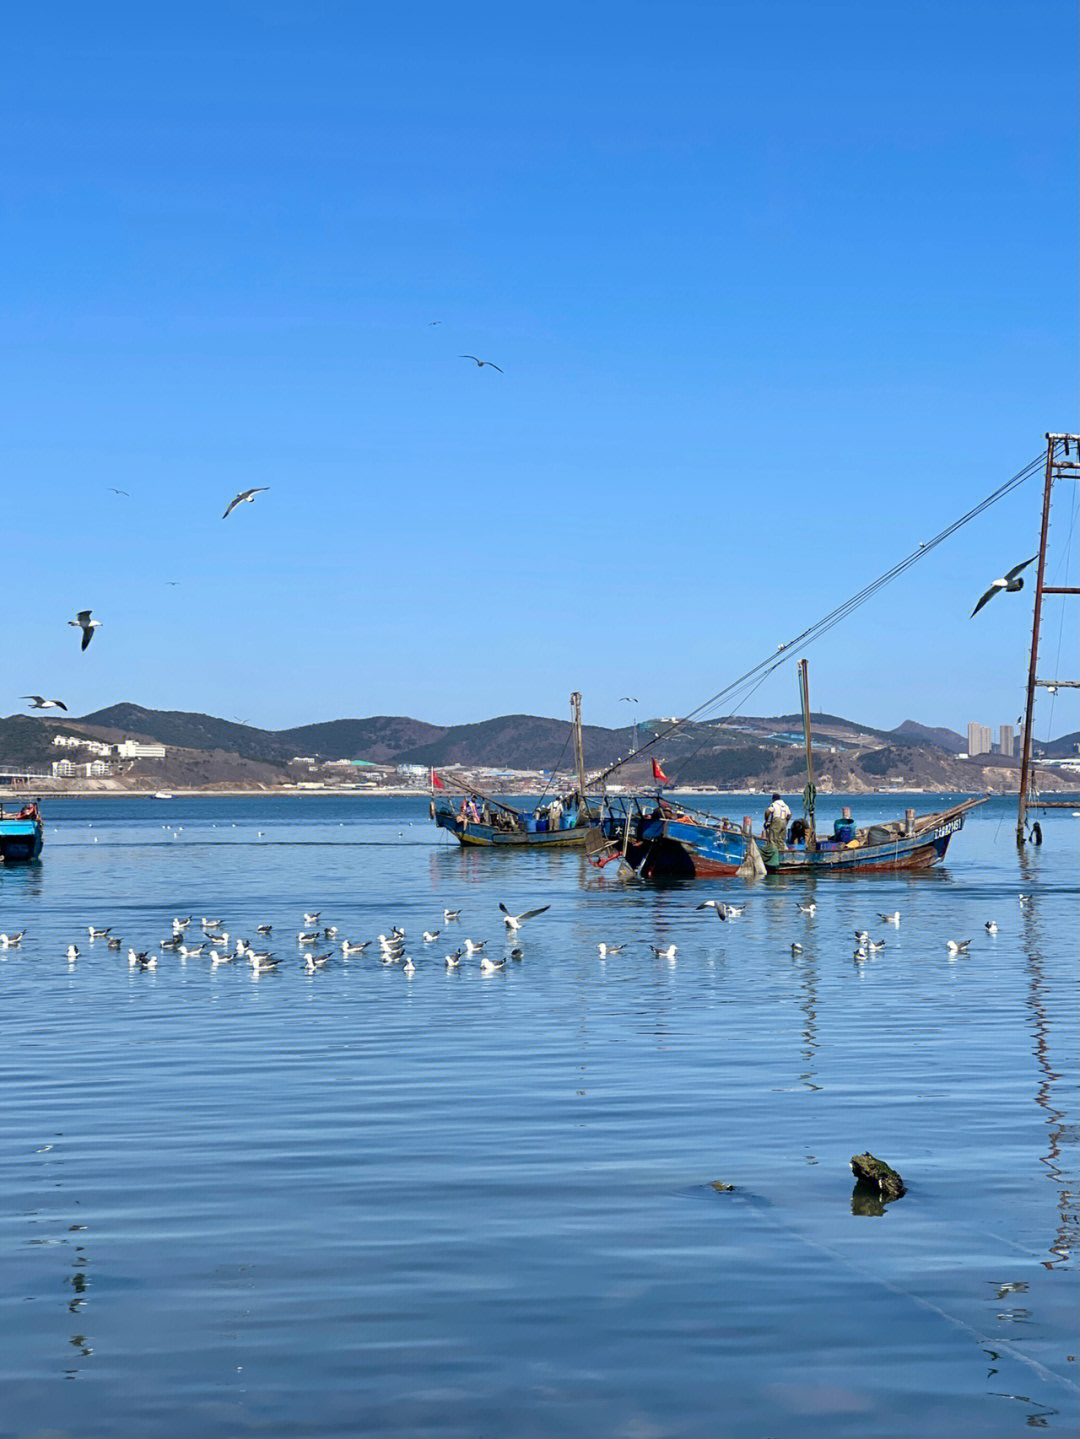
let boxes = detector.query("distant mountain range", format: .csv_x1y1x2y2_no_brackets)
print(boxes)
1,702,1076,792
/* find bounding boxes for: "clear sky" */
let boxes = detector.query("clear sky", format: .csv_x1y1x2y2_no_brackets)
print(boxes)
4,1,1078,740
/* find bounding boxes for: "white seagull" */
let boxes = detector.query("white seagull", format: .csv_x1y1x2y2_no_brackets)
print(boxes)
878,912,901,926
69,611,101,651
480,956,506,972
650,944,677,960
341,940,369,956
222,487,269,519
791,942,803,955
499,903,550,932
422,930,440,943
67,945,79,961
971,556,1037,617
985,920,998,933
947,939,972,954
597,944,624,957
0,931,24,947
303,912,320,924
24,696,67,711
88,926,111,939
796,901,817,915
445,950,463,968
464,938,487,955
444,909,461,922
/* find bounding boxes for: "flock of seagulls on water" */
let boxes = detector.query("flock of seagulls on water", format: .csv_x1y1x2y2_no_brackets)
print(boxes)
0,890,1038,977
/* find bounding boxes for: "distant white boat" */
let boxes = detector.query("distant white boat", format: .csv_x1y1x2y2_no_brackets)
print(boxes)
155,791,174,800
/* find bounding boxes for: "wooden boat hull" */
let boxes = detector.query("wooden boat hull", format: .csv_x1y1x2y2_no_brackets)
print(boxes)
628,802,977,879
433,807,591,849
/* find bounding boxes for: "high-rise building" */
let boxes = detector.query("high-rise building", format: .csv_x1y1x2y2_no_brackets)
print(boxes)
967,722,992,757
998,724,1014,757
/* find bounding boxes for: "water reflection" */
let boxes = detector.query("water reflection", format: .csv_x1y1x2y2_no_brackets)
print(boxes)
1018,850,1074,1269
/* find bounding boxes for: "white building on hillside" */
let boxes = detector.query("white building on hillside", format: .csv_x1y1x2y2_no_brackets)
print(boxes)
114,741,166,760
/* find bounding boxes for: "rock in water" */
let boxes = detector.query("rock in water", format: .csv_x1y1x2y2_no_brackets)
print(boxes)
850,1152,906,1200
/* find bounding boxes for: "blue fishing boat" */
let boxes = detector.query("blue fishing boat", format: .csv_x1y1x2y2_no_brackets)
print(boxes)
430,691,612,851
0,801,44,861
623,794,984,879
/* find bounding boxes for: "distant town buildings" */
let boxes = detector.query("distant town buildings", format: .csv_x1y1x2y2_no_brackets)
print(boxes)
114,740,166,760
998,724,1014,758
966,722,992,757
52,758,111,778
51,733,166,761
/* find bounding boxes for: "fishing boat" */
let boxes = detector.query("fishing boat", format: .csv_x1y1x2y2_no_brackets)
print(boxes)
597,661,986,878
0,801,44,861
430,692,604,849
621,793,984,879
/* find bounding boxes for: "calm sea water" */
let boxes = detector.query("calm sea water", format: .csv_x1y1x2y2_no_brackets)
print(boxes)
2,792,1077,1438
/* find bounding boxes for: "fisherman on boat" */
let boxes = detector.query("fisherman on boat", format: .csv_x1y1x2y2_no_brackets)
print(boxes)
764,794,791,849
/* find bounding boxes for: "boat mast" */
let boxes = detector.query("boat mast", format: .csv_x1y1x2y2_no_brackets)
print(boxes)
570,691,588,805
798,658,817,851
1016,433,1080,843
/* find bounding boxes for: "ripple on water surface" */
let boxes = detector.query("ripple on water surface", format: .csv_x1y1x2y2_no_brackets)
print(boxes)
1,793,1077,1436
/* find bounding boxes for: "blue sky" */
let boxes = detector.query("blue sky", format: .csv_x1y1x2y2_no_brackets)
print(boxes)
3,1,1077,739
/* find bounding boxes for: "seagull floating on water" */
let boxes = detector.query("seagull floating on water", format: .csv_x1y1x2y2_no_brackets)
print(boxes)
947,939,972,954
67,945,79,961
88,926,111,939
222,487,269,519
597,943,624,957
444,909,461,922
422,930,440,943
341,940,369,955
464,938,487,955
791,942,803,955
303,912,320,924
985,920,998,933
878,912,901,925
69,610,101,650
0,932,24,947
650,944,677,959
480,956,506,972
971,555,1037,617
796,901,817,915
24,696,67,711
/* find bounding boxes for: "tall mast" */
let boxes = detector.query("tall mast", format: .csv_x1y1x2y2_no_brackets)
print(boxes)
570,691,588,803
1016,434,1080,842
798,659,817,851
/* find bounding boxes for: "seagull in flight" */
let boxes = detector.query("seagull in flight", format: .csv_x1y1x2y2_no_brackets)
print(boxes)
24,696,67,711
459,355,503,373
970,556,1037,617
69,611,101,650
108,488,130,496
499,903,550,932
222,487,269,519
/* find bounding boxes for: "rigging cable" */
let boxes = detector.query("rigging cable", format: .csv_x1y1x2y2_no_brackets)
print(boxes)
598,450,1047,780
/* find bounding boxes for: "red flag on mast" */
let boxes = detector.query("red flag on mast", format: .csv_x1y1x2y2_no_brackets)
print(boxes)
431,769,445,790
652,758,670,784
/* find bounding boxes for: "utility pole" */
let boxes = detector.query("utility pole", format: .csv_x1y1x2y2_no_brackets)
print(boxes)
570,691,588,807
798,659,817,852
1016,434,1080,842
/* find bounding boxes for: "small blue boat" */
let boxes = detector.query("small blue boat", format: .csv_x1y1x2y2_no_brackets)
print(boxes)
0,801,44,861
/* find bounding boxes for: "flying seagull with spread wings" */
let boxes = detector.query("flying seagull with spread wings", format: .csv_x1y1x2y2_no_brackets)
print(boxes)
69,611,101,650
222,487,269,519
24,696,67,711
970,556,1037,617
459,355,503,373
